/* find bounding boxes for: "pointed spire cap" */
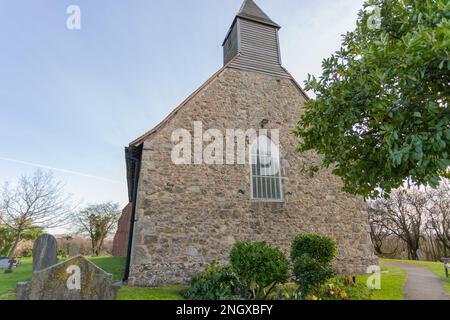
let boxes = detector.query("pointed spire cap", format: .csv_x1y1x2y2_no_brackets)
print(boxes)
237,0,281,28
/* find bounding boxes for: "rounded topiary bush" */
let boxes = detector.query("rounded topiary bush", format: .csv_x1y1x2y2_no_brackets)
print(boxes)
230,241,289,299
291,234,337,265
184,261,241,300
293,254,334,295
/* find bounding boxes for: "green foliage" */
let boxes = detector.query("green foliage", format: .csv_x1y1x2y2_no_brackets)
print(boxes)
76,202,121,256
0,224,43,256
291,234,337,265
0,226,15,256
291,235,337,297
230,241,289,299
184,261,241,300
57,249,68,260
293,254,334,296
316,277,371,300
21,227,44,242
295,0,450,198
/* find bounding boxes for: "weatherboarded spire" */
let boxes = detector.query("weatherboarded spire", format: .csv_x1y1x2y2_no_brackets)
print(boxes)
222,0,289,78
237,0,280,28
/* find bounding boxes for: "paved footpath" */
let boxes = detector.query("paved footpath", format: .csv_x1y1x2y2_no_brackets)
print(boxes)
384,262,450,300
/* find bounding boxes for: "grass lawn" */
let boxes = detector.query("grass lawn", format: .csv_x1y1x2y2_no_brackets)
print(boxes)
117,285,186,300
382,258,450,294
87,256,126,281
356,265,407,300
3,256,436,301
0,257,33,300
0,256,186,300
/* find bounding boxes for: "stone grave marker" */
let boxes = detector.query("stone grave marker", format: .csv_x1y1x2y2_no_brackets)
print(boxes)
33,234,58,272
0,257,9,269
17,255,120,300
68,242,81,257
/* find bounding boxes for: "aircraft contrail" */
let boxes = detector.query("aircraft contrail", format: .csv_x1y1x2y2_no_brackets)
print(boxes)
0,156,121,184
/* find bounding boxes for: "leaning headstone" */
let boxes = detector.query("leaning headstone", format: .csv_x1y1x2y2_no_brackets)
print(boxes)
33,234,58,272
17,256,120,300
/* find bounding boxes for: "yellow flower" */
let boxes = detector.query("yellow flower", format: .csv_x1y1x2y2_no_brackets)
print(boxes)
339,291,348,300
311,295,319,301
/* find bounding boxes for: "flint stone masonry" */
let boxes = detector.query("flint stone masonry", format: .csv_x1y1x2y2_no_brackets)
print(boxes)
128,68,378,287
33,234,58,272
17,256,119,300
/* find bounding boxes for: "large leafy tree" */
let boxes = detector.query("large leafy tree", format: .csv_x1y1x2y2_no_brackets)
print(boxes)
295,0,449,198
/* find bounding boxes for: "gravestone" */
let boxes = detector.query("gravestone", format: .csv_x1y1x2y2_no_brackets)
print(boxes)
68,242,81,257
17,256,120,300
0,257,9,269
33,234,58,272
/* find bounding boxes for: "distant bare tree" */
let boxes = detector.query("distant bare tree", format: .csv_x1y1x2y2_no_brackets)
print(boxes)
426,180,450,256
367,203,390,255
373,188,427,260
0,170,72,272
75,202,120,256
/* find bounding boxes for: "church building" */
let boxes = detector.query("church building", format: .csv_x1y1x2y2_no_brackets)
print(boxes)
116,0,377,286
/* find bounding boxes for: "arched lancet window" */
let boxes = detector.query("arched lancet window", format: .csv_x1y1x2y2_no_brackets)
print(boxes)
250,136,283,201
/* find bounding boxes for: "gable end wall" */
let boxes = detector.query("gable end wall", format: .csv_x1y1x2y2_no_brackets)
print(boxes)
128,68,377,286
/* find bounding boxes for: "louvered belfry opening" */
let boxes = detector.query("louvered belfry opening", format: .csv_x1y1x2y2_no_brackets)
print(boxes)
223,0,289,78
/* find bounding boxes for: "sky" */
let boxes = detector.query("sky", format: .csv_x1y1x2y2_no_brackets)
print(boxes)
0,0,366,224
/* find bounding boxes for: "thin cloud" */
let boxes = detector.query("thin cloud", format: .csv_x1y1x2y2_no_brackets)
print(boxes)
0,156,120,184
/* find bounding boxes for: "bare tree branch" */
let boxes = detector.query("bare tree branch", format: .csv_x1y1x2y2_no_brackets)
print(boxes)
0,169,73,268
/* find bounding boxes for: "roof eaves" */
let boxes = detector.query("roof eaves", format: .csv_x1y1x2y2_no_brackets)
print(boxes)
238,0,280,27
236,14,281,28
280,66,311,101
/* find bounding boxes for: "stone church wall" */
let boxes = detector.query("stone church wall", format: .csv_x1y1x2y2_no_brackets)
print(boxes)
128,68,378,286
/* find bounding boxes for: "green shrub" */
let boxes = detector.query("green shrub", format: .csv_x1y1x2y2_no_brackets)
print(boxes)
230,241,289,300
291,234,337,298
57,249,68,260
184,261,241,300
293,254,334,296
291,234,336,265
